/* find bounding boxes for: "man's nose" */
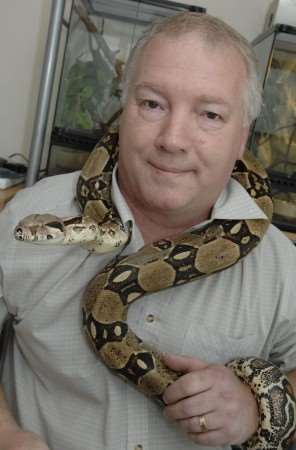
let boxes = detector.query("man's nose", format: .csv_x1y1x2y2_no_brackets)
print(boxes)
155,112,191,153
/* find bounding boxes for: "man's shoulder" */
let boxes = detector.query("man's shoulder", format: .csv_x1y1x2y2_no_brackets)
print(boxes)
8,171,80,219
265,223,294,247
258,222,296,266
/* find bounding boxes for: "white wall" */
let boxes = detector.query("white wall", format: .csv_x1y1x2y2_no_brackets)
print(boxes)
0,1,51,160
178,0,274,41
0,0,274,161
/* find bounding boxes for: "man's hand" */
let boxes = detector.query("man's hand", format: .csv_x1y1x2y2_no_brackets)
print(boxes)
0,385,50,450
0,424,50,450
162,353,259,447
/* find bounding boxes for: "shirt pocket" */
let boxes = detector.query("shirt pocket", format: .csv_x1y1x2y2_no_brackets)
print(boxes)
181,323,262,365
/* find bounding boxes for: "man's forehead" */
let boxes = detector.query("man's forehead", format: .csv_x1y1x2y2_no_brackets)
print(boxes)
137,32,246,72
133,39,246,92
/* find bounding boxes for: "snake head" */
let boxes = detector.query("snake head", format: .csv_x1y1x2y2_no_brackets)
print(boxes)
14,214,66,244
93,221,130,253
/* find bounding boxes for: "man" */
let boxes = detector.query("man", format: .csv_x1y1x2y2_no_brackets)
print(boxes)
0,12,296,450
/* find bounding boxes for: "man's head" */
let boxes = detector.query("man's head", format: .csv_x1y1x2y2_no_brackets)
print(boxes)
122,12,261,127
117,13,262,229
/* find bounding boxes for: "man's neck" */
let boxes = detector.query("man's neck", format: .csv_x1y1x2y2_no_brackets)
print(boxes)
127,200,210,244
115,170,211,244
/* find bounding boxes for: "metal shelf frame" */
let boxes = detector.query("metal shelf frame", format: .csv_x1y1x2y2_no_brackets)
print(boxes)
26,0,205,185
26,0,68,186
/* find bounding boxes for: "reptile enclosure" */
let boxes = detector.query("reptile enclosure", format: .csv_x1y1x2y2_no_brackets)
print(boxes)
249,24,296,233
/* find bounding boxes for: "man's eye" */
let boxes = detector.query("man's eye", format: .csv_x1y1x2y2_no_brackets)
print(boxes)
205,111,221,120
143,100,160,109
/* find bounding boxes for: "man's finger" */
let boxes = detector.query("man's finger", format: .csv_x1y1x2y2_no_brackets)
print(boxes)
162,353,209,373
163,388,214,420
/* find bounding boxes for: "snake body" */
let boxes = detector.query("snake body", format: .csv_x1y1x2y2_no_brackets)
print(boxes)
14,129,296,448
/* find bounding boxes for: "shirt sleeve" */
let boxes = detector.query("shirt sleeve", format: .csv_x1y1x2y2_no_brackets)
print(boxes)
0,292,8,332
0,232,9,332
0,200,18,331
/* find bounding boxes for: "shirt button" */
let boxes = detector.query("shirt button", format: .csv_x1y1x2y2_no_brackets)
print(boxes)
146,314,155,323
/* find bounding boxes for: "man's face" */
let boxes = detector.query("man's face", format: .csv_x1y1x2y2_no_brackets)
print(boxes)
118,32,249,224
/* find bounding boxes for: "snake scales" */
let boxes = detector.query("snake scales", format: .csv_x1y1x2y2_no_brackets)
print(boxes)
14,129,296,449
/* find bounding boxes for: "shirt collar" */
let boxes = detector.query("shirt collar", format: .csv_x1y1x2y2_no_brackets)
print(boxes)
111,165,144,250
111,165,135,226
211,178,267,221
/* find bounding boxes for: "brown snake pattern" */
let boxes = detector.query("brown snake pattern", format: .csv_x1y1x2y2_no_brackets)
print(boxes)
78,130,273,395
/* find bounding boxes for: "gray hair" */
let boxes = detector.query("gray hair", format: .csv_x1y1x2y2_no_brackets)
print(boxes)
121,12,262,125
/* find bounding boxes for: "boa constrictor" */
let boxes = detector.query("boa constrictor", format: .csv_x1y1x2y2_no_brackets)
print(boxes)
14,129,296,449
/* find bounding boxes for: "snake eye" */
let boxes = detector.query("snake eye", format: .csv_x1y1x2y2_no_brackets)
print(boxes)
15,228,24,240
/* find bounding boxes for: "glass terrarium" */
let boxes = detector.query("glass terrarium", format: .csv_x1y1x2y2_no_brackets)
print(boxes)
249,24,296,232
47,0,205,175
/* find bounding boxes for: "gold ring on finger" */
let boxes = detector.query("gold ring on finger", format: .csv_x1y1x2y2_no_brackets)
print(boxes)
199,415,208,433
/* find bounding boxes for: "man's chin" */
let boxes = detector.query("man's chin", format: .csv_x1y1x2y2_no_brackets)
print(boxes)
147,197,194,214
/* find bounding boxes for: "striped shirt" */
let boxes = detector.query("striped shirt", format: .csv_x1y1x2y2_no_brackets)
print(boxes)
0,170,296,450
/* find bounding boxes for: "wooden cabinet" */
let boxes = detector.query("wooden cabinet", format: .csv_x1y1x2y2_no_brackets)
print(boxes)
0,184,23,211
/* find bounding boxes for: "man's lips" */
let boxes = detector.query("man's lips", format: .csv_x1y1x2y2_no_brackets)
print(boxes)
149,161,187,174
